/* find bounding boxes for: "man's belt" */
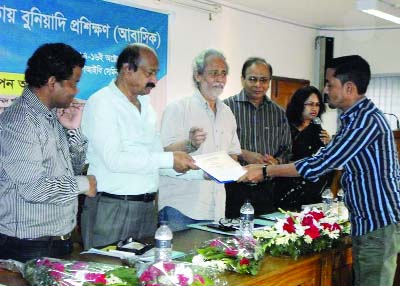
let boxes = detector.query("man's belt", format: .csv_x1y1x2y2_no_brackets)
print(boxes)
27,233,72,241
0,232,71,241
99,192,156,202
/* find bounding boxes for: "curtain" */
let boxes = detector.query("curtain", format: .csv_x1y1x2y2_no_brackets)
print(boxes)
367,75,400,130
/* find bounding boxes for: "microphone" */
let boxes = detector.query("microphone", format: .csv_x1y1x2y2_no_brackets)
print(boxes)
312,117,323,132
384,113,400,130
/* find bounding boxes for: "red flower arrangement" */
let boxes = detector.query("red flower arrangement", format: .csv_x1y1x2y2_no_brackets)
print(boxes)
254,208,350,259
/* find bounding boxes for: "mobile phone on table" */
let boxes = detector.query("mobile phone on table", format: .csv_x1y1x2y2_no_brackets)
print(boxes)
117,238,153,255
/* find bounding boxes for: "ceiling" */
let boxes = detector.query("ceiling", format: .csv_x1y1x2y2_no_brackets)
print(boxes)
219,0,400,29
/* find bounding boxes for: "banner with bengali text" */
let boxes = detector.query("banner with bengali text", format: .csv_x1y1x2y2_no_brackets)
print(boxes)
0,0,168,113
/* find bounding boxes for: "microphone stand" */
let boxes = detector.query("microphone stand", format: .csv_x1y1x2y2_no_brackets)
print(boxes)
384,113,400,130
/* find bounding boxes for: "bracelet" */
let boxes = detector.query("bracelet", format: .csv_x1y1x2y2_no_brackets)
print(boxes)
186,140,198,153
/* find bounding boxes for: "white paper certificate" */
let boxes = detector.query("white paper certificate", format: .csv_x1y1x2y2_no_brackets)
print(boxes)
192,151,246,183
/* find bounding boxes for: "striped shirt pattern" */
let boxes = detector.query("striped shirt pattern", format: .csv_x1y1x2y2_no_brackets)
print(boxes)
295,98,400,236
223,90,292,163
0,88,87,239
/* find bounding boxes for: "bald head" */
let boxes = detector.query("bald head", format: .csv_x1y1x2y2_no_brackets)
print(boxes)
115,44,159,97
116,44,158,73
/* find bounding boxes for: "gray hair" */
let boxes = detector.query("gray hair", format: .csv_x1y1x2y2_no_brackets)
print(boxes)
192,48,229,88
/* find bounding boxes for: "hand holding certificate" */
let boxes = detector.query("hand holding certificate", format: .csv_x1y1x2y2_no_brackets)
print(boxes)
192,151,246,183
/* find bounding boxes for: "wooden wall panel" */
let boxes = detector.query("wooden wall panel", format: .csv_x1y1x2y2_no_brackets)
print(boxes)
270,76,310,109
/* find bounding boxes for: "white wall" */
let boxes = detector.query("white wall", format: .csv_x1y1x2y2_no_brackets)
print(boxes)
110,0,317,104
319,28,400,75
318,28,400,133
110,1,400,135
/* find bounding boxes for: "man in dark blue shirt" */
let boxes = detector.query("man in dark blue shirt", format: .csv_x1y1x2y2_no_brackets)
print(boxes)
239,55,400,286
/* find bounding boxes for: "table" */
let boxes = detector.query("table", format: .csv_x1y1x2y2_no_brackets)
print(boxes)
0,229,356,286
172,230,352,286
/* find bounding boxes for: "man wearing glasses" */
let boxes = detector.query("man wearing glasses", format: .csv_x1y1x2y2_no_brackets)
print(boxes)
223,57,291,218
80,44,196,249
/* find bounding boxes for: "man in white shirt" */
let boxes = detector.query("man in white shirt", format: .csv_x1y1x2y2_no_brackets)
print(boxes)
81,44,196,249
158,49,241,231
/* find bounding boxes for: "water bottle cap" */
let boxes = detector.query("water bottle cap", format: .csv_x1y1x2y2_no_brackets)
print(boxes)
159,221,169,226
244,199,251,204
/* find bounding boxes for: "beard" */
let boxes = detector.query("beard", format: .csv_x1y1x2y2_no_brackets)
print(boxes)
201,84,224,100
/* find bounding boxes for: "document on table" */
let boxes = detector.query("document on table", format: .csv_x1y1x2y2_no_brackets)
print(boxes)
192,151,246,183
188,219,274,236
82,248,185,262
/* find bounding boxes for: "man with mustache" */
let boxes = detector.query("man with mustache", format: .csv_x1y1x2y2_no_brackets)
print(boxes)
81,44,196,249
158,49,241,231
223,57,291,218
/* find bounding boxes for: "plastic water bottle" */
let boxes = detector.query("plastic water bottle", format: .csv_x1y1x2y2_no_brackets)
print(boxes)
337,189,344,203
337,189,344,219
321,188,334,213
154,221,173,262
240,199,254,238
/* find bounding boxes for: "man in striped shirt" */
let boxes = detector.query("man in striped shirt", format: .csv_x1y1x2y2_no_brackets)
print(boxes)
223,57,291,218
0,43,97,262
239,55,400,286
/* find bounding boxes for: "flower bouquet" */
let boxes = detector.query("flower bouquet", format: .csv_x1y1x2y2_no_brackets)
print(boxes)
254,208,351,259
190,237,264,276
24,257,139,286
138,261,225,286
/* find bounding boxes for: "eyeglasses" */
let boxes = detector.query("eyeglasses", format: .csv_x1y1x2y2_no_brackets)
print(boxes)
304,102,321,107
245,76,271,84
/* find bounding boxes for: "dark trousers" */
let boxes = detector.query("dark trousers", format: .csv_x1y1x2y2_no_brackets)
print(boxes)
0,233,72,263
225,180,276,218
81,194,157,250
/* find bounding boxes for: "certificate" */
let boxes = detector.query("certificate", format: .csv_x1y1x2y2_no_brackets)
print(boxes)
192,151,246,183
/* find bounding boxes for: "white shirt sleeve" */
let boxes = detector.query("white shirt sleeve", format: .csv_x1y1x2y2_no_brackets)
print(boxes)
82,91,173,174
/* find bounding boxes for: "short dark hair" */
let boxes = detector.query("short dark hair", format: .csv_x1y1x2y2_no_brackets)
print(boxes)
286,86,326,127
241,57,273,78
116,43,156,73
327,55,371,94
25,43,85,88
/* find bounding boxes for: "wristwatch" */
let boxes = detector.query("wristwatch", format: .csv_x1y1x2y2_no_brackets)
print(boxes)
262,164,269,180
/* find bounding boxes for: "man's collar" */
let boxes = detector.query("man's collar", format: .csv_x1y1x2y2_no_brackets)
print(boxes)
340,97,369,120
23,87,54,117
